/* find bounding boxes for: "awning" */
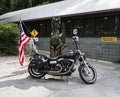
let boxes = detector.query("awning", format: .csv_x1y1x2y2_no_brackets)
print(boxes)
0,0,120,22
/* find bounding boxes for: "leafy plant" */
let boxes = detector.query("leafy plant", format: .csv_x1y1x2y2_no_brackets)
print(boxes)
0,23,18,55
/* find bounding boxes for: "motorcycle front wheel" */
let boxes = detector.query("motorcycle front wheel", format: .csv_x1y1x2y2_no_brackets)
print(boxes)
28,65,46,78
79,63,97,84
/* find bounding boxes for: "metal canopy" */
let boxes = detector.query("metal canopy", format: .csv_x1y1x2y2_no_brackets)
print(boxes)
0,0,120,22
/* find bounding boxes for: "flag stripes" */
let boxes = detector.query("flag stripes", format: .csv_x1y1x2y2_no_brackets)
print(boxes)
18,21,30,66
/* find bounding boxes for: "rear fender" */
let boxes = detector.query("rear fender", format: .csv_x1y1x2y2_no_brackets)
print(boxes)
29,58,44,68
29,63,36,68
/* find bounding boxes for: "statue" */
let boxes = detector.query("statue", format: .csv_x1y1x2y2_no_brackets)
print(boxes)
50,16,65,57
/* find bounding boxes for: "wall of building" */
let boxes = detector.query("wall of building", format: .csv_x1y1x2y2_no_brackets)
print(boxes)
36,37,120,62
29,15,120,62
37,38,50,51
66,38,120,62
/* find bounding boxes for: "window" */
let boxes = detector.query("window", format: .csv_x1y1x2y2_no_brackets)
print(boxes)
114,16,120,35
38,23,46,37
74,19,84,36
84,18,95,35
73,16,120,37
64,20,73,37
25,15,120,38
74,18,95,36
24,21,51,37
46,22,52,37
96,16,115,35
37,22,51,37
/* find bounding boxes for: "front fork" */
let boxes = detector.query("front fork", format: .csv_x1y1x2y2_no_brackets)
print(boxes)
79,56,91,74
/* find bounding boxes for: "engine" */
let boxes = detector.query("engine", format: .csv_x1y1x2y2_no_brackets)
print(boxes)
58,59,75,75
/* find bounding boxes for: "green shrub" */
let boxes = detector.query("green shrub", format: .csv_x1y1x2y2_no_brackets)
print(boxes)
0,23,18,55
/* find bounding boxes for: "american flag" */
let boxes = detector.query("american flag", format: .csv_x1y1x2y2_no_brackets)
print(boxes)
18,21,31,66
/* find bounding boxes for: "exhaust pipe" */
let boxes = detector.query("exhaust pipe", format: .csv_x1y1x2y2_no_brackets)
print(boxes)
49,63,74,76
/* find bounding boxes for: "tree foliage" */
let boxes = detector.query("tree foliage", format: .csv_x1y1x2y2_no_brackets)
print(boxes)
0,0,11,15
0,23,18,55
0,0,62,15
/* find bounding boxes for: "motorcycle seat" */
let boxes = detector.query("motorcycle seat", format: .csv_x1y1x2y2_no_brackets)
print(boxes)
58,55,74,59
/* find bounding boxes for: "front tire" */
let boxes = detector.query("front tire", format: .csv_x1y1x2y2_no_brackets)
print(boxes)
79,63,97,84
28,65,46,78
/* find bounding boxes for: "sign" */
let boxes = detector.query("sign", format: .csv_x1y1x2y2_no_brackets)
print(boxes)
101,37,117,43
33,37,39,41
31,29,38,37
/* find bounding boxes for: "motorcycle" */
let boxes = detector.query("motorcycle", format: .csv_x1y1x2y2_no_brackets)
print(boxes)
28,29,97,84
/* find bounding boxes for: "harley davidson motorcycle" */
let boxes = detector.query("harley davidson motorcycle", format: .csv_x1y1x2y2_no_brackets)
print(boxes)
28,29,97,84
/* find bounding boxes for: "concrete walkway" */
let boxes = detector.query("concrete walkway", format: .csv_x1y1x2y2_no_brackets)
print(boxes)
0,54,120,97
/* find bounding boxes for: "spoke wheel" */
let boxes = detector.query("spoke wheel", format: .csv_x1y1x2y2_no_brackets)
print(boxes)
79,63,97,84
28,65,45,78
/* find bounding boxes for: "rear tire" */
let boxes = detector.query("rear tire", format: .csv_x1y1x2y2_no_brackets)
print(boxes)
79,63,97,84
28,65,46,78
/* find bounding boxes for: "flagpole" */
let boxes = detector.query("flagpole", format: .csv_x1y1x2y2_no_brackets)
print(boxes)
32,37,39,54
21,20,31,34
18,20,31,66
20,19,39,55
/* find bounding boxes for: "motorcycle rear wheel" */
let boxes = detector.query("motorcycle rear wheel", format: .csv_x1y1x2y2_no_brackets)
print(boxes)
79,63,97,84
28,65,46,78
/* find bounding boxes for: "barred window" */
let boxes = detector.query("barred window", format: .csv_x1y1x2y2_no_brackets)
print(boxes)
73,16,120,37
64,20,73,37
74,18,95,36
96,16,115,35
